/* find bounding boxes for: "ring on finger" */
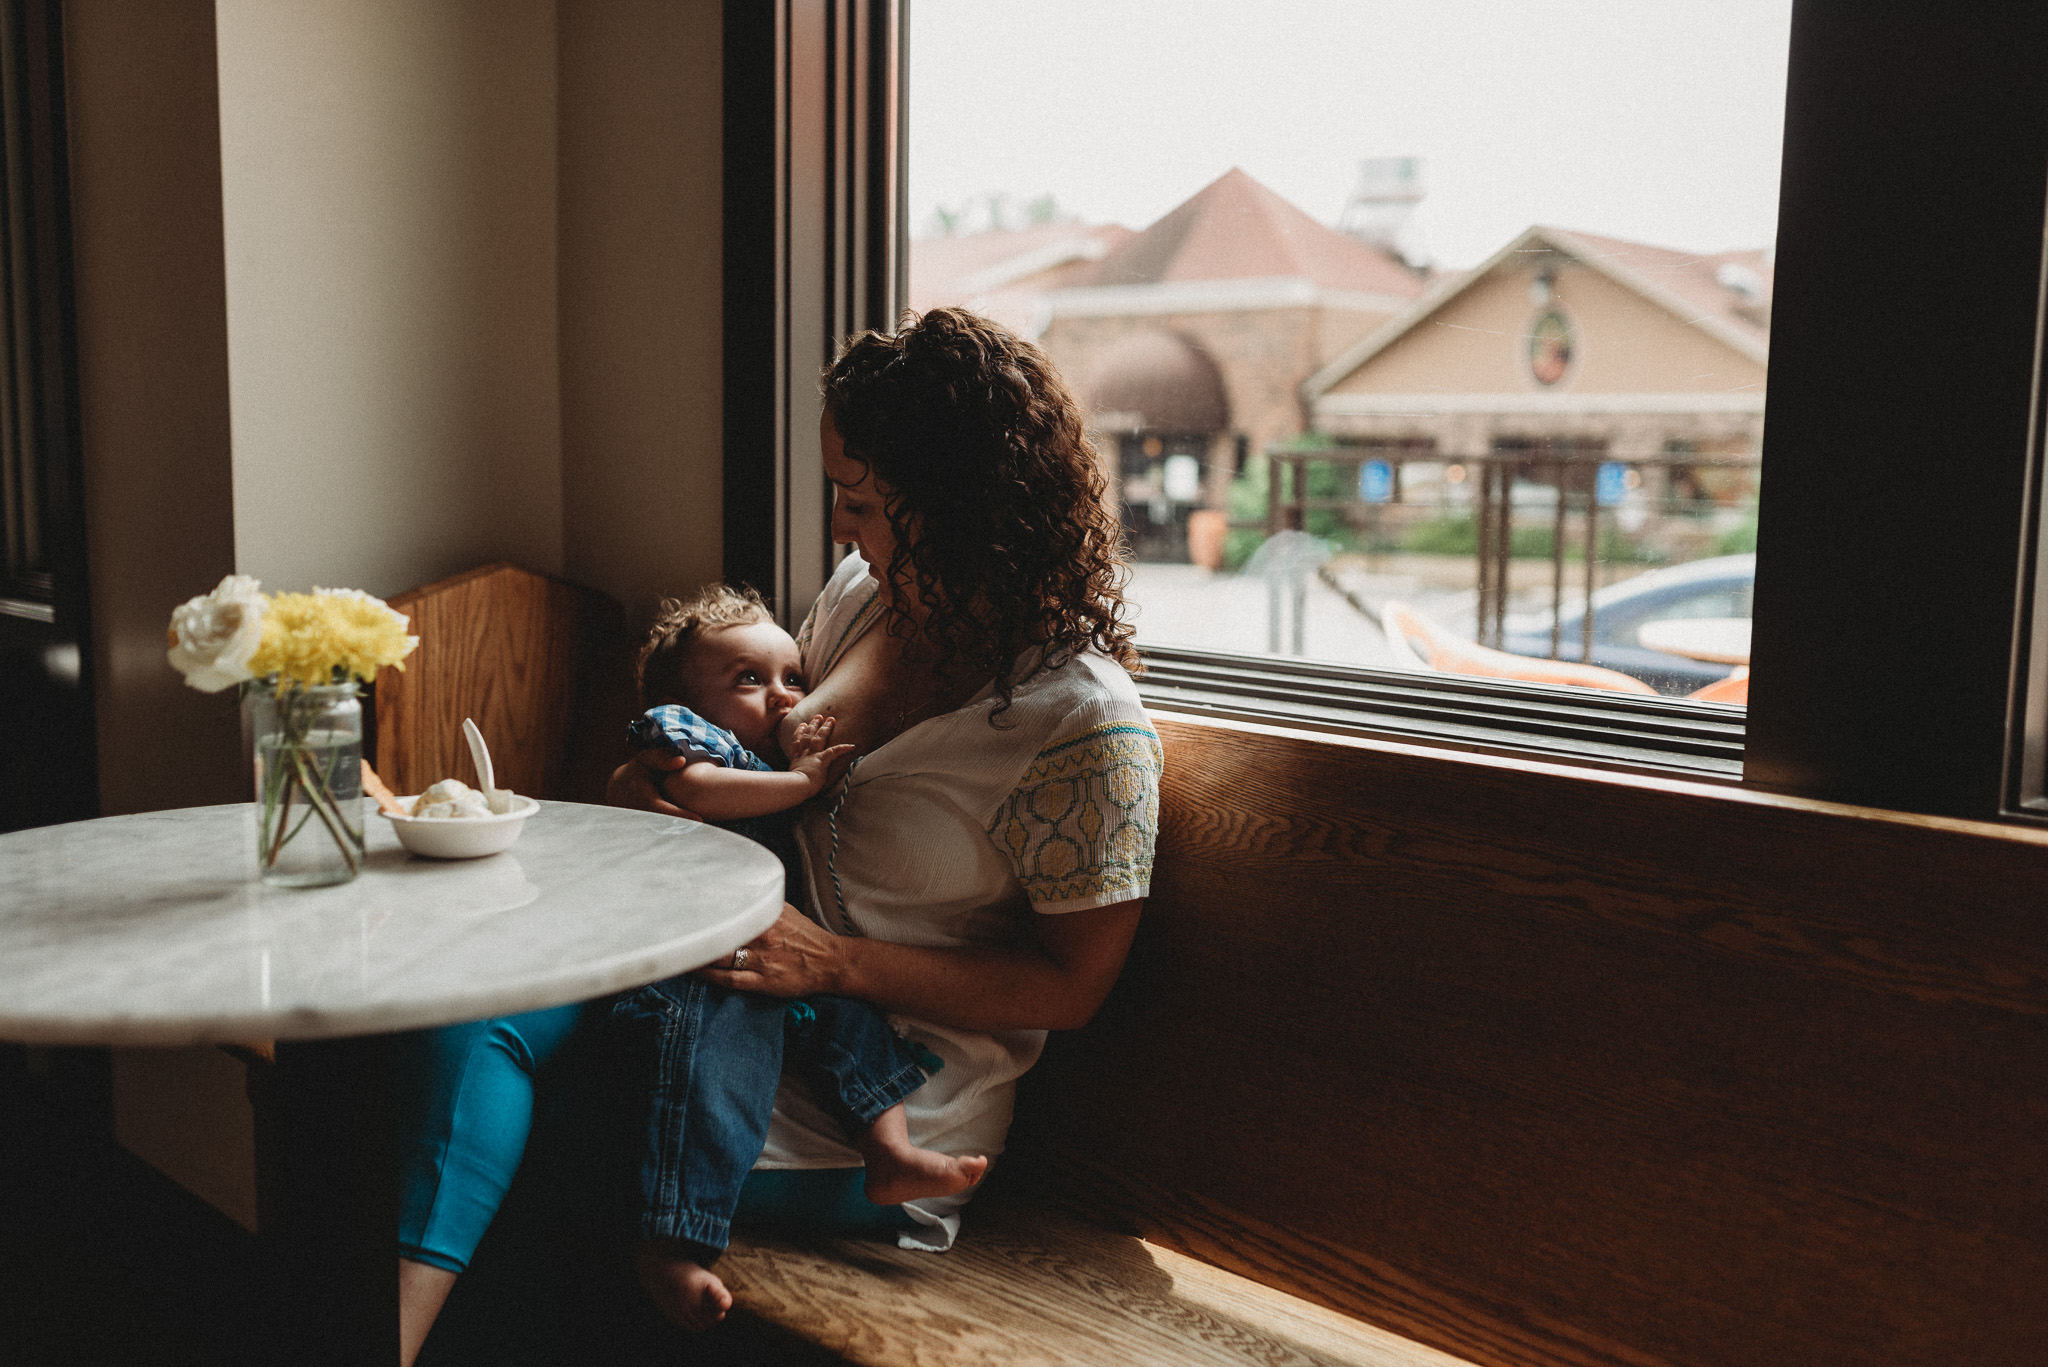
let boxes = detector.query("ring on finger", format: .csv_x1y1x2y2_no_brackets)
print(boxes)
731,947,749,972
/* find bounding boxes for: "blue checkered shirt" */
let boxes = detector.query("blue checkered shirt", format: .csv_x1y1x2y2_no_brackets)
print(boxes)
629,704,798,898
628,704,773,773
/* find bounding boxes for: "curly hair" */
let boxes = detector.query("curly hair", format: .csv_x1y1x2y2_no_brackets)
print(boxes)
820,307,1138,713
636,583,774,709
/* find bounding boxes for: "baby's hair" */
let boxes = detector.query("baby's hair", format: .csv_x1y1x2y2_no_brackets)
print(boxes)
637,583,775,708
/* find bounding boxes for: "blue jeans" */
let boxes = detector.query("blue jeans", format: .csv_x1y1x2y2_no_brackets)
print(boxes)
396,989,927,1273
602,976,929,1264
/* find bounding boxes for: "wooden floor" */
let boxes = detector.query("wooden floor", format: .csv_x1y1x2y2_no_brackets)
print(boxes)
720,1193,1480,1367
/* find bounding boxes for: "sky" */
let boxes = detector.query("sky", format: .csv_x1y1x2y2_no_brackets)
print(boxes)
909,0,1794,267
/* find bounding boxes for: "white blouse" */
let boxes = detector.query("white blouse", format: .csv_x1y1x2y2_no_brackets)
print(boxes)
754,553,1162,1250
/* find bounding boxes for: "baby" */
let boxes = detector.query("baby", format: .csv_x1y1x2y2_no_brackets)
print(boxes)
616,584,986,1329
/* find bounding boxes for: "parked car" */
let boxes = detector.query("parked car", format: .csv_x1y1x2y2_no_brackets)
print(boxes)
1500,554,1754,696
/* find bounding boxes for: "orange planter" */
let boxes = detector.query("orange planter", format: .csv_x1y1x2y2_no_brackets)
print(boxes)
1186,509,1228,570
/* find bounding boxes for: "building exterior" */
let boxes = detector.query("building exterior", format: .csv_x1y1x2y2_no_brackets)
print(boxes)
1038,168,1425,448
912,167,1427,561
1304,224,1771,485
1037,168,1425,560
910,195,1772,568
907,219,1134,339
1296,225,1772,635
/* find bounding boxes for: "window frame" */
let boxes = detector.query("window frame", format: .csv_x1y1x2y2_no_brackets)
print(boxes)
2003,182,2048,816
1741,0,2048,822
729,0,2048,823
723,0,905,632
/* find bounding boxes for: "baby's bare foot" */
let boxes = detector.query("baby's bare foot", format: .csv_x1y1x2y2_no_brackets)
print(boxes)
634,1243,733,1332
862,1147,989,1206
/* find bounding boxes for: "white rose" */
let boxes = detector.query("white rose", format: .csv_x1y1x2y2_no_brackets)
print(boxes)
166,574,267,693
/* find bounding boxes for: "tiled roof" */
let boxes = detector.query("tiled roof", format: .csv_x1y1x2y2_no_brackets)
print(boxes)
1074,167,1425,298
908,222,1135,321
1544,228,1772,341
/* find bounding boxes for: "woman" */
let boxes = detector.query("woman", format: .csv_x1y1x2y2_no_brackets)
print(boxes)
398,307,1160,1355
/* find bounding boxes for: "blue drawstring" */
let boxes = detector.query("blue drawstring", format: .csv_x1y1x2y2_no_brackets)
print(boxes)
825,756,866,938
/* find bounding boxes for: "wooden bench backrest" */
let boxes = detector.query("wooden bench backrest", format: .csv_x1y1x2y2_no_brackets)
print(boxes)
372,563,630,804
1012,714,2048,1367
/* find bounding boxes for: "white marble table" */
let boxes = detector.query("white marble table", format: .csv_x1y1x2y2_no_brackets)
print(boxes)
3,798,785,1363
0,800,785,1045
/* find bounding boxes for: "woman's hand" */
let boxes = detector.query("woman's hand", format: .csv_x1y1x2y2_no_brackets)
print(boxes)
699,898,1144,1033
606,751,703,821
696,904,848,998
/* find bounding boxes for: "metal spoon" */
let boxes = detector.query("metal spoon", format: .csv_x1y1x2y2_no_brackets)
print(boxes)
462,718,514,814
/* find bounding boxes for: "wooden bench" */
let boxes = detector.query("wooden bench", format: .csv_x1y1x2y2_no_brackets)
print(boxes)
699,713,2048,1367
702,714,1489,1367
371,561,633,805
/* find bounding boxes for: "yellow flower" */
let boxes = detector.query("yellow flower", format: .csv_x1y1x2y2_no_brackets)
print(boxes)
246,588,417,688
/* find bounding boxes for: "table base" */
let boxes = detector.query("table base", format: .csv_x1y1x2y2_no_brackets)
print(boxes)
262,1036,399,1365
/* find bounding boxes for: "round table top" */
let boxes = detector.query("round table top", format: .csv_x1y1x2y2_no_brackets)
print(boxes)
0,801,784,1046
1637,616,1752,666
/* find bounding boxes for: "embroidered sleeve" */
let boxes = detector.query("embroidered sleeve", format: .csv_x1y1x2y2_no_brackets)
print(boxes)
986,721,1163,913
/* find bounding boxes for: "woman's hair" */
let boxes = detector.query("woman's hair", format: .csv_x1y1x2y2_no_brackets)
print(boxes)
637,583,774,708
820,307,1138,712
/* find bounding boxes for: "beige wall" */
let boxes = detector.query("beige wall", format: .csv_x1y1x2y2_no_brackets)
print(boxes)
67,0,727,807
216,0,564,599
558,0,725,625
1329,264,1768,397
66,0,244,815
65,0,726,1227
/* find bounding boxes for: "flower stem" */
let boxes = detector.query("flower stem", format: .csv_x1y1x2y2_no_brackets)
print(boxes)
290,744,362,873
266,768,296,868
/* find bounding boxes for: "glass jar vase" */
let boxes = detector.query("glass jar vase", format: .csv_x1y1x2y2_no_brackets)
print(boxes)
244,679,364,887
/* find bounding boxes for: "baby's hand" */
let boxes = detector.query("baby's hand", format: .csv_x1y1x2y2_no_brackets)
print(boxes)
785,714,841,761
786,715,855,790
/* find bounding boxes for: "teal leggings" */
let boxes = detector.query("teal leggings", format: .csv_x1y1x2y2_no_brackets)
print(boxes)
395,1004,911,1273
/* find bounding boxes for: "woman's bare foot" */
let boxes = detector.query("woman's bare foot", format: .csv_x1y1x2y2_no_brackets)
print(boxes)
634,1243,733,1332
856,1103,989,1205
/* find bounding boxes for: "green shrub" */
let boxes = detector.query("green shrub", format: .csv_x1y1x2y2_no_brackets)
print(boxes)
1221,457,1270,572
1715,517,1758,554
1213,458,1680,571
1400,514,1477,555
1397,513,1657,563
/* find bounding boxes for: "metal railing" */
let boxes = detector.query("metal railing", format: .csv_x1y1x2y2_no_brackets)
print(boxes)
1256,447,1758,655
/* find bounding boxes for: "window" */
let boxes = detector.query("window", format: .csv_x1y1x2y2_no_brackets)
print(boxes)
732,1,2048,818
909,2,1784,743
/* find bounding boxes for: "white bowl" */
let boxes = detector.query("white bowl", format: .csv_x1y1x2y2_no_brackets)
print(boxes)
381,794,540,859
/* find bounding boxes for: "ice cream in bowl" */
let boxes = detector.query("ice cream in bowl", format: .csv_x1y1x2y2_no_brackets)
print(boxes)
380,777,540,859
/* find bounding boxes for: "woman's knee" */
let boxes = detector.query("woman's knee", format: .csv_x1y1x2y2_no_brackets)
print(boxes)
395,1004,588,1270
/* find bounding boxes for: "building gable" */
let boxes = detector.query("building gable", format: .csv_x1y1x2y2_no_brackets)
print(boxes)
1306,228,1768,404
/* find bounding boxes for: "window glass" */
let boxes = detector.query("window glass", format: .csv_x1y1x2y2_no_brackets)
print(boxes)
909,0,1788,706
